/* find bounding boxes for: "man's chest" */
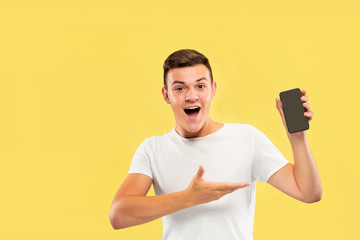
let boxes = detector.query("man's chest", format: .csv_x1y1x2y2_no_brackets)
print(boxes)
150,140,253,195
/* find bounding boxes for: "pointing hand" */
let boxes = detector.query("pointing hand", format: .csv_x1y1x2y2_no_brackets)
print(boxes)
185,165,250,206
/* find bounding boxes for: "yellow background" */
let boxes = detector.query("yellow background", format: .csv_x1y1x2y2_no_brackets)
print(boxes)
1,1,359,239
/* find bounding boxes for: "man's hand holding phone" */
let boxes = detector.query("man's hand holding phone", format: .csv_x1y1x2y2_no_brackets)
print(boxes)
276,88,314,141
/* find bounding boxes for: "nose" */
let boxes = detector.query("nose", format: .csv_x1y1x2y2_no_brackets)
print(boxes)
185,88,199,102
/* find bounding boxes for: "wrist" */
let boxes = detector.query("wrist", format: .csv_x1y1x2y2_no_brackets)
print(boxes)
181,189,195,208
288,131,306,143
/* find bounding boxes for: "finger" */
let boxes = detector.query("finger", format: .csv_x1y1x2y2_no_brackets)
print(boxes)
196,165,205,179
304,110,313,121
303,102,310,110
275,98,283,113
275,98,285,120
304,111,313,121
213,181,250,191
301,95,309,102
231,182,251,193
234,182,250,189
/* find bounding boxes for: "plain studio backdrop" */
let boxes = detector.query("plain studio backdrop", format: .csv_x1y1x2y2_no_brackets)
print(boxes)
0,1,359,239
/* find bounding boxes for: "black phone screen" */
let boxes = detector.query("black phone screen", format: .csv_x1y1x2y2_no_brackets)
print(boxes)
279,88,309,133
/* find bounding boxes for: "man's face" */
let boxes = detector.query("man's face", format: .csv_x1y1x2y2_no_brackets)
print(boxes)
161,64,217,136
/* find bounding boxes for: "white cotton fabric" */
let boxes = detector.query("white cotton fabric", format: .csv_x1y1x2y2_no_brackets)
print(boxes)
128,123,289,240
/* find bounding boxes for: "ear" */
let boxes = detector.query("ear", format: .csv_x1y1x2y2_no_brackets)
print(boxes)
162,86,170,104
211,81,217,99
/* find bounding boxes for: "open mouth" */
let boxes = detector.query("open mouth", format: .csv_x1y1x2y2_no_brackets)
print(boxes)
184,107,201,118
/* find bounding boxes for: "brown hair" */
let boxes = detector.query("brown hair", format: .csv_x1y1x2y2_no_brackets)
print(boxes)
163,49,213,90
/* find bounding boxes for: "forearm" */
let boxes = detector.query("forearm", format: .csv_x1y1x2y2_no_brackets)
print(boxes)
290,133,322,202
110,190,192,229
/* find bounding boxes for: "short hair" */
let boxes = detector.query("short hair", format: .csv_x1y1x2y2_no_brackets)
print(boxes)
163,49,213,90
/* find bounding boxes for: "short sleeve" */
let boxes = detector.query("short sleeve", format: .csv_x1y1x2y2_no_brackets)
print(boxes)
128,138,153,180
251,125,290,183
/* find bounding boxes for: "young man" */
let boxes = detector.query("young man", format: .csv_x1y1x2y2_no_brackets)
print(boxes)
109,49,322,239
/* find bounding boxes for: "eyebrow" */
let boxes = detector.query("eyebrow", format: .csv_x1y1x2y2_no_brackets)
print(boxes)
171,77,208,86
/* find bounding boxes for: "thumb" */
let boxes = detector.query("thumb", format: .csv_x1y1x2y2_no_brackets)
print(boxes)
275,98,281,111
196,165,205,179
275,98,284,115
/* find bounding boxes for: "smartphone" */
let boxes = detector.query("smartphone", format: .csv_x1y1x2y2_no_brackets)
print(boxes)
279,88,309,133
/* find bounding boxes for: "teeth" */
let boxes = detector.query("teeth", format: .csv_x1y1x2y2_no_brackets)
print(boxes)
185,107,200,110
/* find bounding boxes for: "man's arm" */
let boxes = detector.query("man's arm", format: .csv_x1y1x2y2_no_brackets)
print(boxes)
267,132,322,203
109,173,191,229
271,90,322,203
109,166,250,229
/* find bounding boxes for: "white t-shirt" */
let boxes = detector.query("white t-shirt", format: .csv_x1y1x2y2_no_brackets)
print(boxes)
128,123,289,240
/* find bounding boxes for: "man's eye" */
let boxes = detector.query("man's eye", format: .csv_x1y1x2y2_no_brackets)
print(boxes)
175,87,183,91
198,85,205,89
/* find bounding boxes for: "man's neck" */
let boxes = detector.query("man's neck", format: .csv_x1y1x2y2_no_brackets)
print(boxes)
175,119,224,138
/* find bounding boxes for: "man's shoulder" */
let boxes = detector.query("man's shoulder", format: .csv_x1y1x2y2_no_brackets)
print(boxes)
140,129,172,145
